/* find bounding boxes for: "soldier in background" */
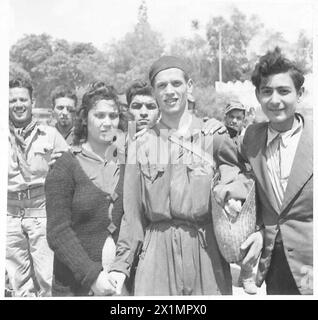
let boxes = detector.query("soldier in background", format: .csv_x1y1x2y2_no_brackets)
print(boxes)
51,85,77,145
224,100,247,140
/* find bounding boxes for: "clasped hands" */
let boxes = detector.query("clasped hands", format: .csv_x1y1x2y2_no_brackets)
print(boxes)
90,271,126,296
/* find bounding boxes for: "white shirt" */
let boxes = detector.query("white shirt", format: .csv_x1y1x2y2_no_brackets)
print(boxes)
266,116,303,208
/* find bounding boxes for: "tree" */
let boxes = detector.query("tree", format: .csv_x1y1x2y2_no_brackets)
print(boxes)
169,34,217,87
294,30,312,73
206,8,263,82
10,34,109,108
259,30,289,54
10,34,53,78
104,0,164,92
9,62,31,82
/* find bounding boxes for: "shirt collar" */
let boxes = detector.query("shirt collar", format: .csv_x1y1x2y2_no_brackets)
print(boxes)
267,115,303,148
55,124,74,139
157,113,202,140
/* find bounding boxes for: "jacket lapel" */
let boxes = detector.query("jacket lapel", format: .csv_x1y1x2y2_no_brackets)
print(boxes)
280,116,313,213
248,123,281,214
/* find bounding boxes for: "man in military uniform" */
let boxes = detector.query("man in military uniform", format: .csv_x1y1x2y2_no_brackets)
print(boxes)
7,78,68,296
224,100,247,140
109,56,248,295
51,85,77,145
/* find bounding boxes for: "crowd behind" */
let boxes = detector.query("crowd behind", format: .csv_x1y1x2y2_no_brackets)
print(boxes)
5,46,313,297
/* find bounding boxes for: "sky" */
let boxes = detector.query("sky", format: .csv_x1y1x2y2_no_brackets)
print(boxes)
8,0,315,49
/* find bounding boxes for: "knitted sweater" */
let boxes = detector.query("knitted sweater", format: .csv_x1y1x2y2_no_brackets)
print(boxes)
45,151,124,296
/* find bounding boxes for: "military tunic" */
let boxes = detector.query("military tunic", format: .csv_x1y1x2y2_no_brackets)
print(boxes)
111,115,242,295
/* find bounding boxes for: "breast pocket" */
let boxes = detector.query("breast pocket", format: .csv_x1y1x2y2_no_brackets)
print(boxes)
187,162,214,217
28,145,53,175
140,163,169,215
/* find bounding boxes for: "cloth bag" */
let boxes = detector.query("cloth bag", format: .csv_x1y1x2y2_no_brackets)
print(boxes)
211,182,256,263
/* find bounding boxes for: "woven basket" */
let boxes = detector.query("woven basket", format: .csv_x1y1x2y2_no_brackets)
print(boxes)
211,182,256,263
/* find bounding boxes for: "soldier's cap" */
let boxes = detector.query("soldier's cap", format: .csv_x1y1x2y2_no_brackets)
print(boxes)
224,100,246,115
149,56,189,84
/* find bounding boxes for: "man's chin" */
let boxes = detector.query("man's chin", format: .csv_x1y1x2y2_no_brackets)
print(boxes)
10,116,32,127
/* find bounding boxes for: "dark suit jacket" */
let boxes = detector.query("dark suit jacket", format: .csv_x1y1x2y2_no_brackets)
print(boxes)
240,115,313,294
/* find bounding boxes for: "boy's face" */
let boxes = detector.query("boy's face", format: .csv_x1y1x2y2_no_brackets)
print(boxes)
129,94,159,132
256,72,302,128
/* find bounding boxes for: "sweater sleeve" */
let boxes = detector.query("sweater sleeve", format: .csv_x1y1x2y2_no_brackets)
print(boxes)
110,140,147,277
45,152,102,290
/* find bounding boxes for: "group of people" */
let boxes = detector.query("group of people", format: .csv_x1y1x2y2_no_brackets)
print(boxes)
6,46,312,297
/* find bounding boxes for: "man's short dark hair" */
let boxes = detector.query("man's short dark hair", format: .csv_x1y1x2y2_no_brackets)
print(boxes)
51,85,78,108
126,80,153,106
251,47,305,91
9,77,33,99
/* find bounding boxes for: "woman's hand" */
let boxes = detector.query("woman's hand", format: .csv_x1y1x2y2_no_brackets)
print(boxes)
90,271,117,296
108,271,126,295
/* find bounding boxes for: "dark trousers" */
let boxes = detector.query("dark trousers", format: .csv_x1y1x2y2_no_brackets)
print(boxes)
265,240,300,295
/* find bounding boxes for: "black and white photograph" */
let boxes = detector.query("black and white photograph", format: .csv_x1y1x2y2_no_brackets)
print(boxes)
0,0,316,301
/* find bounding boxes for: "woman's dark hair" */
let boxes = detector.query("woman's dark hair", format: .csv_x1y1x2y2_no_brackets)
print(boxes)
73,81,126,145
251,47,304,92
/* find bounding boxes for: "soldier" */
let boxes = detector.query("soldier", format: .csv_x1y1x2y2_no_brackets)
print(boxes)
7,77,68,296
51,85,77,145
223,100,247,140
109,56,248,295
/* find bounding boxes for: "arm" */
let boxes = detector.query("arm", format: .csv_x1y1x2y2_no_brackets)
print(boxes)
49,128,69,167
217,131,264,267
45,153,103,291
109,140,147,278
213,134,252,206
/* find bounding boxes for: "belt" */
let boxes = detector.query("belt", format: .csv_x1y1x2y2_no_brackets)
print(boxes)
150,218,211,249
7,207,46,218
7,186,45,201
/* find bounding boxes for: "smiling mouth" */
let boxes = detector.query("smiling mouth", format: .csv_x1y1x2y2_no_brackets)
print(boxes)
13,109,26,116
164,98,178,106
269,108,285,112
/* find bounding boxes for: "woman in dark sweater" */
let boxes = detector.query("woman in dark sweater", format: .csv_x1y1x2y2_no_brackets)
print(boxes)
45,82,126,296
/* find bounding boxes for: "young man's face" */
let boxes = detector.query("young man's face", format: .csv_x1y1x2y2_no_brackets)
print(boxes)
129,95,159,132
256,72,302,129
9,87,33,127
53,97,76,129
152,68,192,118
224,109,245,133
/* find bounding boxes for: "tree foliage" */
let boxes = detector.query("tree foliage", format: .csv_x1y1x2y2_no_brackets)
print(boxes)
206,8,263,82
9,3,312,117
104,0,164,92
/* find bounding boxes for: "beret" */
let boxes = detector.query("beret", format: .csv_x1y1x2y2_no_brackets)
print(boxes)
149,55,189,83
